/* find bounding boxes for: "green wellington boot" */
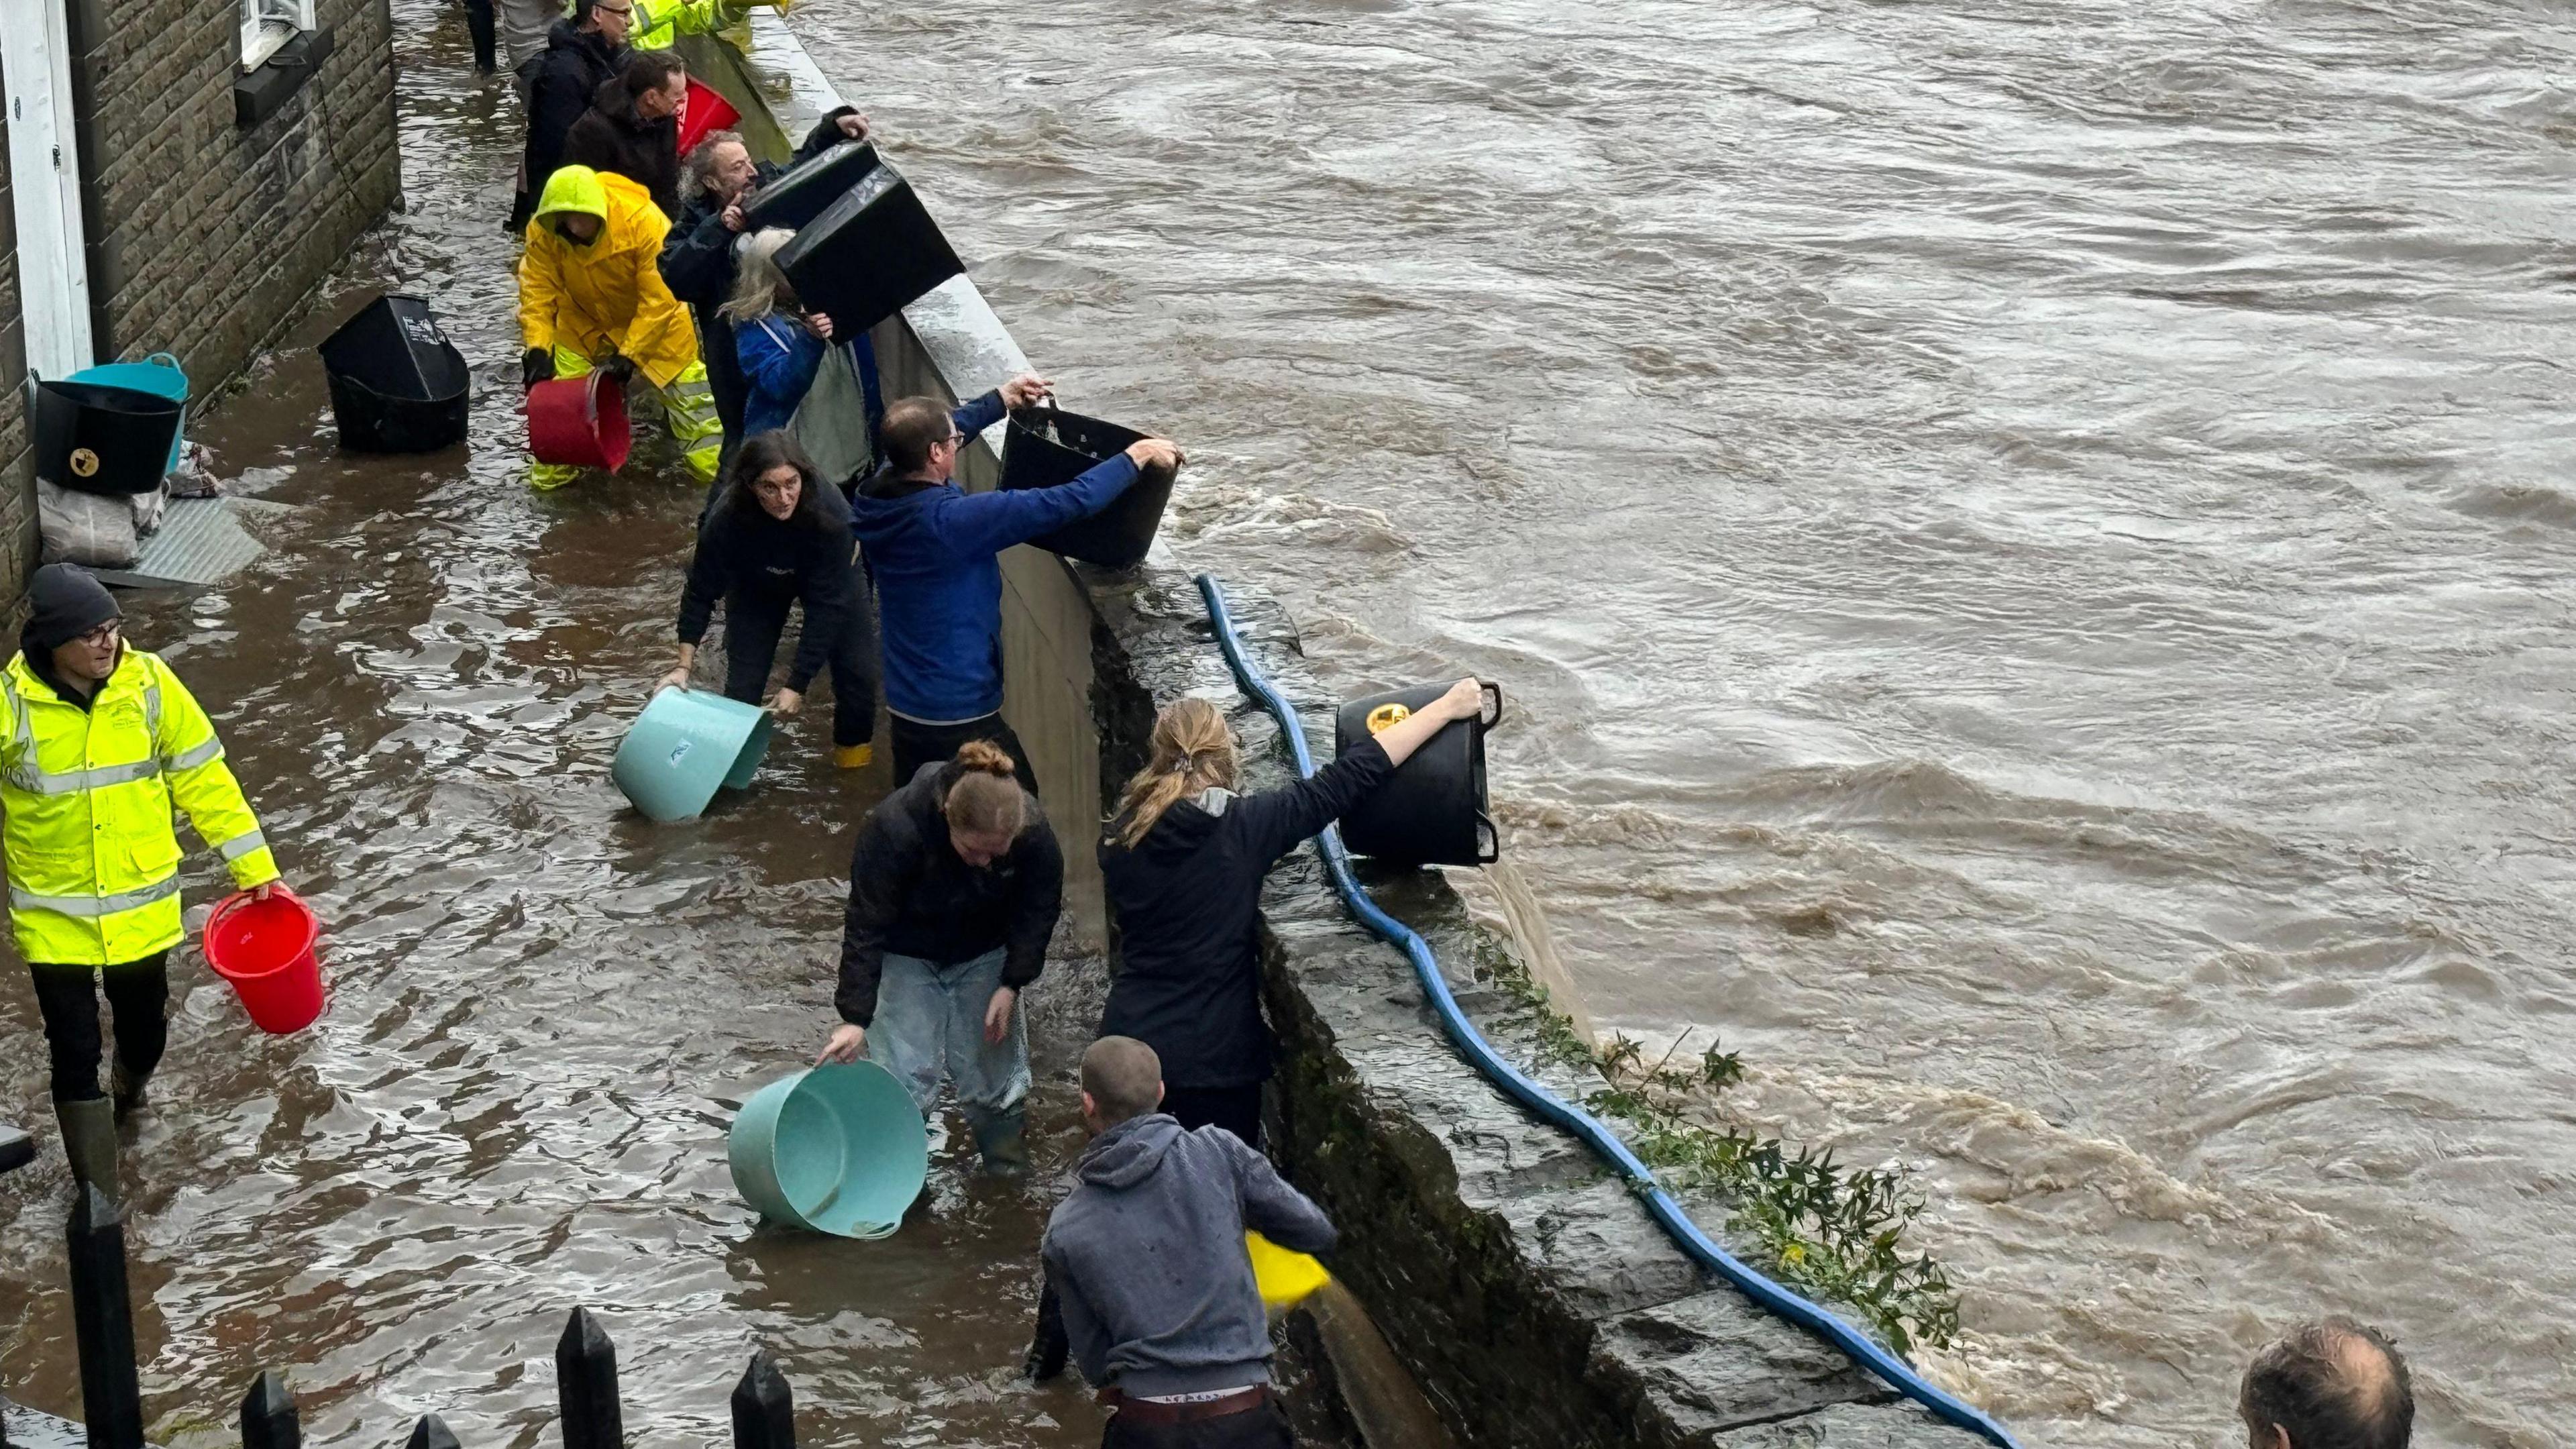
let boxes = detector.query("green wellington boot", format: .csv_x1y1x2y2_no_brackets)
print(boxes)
972,1111,1030,1175
111,1063,150,1122
54,1097,121,1209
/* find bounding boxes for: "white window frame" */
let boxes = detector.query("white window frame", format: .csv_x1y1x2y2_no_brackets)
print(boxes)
239,0,315,71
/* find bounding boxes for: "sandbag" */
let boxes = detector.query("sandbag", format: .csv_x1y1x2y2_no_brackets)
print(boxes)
38,480,140,568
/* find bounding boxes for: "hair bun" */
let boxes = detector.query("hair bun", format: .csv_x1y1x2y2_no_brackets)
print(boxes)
954,739,1017,776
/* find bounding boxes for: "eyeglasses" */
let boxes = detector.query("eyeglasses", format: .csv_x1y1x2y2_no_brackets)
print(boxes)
941,433,966,449
76,623,120,647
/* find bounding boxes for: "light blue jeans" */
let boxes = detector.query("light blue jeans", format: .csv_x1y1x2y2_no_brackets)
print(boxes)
867,947,1030,1128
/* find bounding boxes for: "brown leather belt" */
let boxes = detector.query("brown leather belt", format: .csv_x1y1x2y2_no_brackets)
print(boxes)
1097,1385,1271,1426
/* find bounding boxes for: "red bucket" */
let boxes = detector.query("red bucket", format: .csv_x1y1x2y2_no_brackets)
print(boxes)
678,78,742,157
203,888,325,1035
527,371,632,471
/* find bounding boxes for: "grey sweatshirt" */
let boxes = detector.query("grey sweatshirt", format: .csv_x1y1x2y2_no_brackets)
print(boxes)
1040,1114,1337,1397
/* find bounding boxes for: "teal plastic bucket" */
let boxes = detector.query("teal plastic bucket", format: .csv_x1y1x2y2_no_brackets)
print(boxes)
728,1062,928,1238
69,354,188,476
610,687,771,822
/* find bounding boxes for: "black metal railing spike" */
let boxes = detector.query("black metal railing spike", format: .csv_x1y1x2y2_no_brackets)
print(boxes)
241,1369,301,1449
729,1350,794,1449
555,1307,624,1449
405,1414,461,1449
67,1181,145,1449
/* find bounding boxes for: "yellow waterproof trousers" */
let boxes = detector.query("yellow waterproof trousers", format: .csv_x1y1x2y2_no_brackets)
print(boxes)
529,345,723,491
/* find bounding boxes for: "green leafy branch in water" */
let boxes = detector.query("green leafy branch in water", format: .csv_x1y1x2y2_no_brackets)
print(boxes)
1474,943,1958,1358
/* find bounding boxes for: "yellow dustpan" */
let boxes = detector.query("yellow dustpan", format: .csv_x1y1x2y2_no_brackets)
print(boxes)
1246,1231,1330,1311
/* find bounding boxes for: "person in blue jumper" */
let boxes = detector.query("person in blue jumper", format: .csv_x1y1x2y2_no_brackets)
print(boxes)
850,378,1182,786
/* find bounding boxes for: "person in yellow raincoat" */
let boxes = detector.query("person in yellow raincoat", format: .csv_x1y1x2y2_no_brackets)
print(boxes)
519,164,723,488
1,566,284,1203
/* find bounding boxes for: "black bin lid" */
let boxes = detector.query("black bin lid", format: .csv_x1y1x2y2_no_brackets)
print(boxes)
744,140,883,234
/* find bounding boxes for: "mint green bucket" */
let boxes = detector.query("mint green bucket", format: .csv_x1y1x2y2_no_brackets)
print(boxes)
611,687,772,822
728,1062,928,1238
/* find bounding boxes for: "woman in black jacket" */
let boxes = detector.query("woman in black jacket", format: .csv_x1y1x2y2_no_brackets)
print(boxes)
820,741,1063,1171
1097,677,1485,1146
660,433,879,767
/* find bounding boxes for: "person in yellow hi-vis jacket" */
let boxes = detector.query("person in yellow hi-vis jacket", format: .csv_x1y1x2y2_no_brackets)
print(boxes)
1,566,284,1204
519,164,722,489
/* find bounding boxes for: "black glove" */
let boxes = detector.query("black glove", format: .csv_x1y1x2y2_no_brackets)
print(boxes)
521,347,554,390
598,351,638,385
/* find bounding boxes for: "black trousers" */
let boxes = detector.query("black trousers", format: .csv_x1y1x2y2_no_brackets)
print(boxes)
721,582,880,749
1102,1399,1293,1449
1161,1083,1263,1150
888,712,1036,794
28,954,171,1103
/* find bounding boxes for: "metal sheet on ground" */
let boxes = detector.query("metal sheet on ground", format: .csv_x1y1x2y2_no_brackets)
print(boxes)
93,496,287,590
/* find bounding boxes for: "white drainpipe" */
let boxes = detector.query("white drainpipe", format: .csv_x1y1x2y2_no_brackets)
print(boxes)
0,0,95,380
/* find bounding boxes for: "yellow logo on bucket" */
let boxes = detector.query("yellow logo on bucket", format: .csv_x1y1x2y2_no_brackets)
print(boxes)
68,449,99,479
1365,703,1411,735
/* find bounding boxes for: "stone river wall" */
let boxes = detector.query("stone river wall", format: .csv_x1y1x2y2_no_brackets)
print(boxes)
686,20,1990,1449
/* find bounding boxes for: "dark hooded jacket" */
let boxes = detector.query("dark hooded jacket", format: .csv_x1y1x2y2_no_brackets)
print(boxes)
516,21,625,227
1040,1114,1336,1397
563,70,682,218
1096,737,1394,1089
836,760,1064,1026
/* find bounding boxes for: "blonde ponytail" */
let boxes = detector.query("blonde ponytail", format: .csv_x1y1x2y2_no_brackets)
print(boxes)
1111,697,1238,849
944,741,1027,837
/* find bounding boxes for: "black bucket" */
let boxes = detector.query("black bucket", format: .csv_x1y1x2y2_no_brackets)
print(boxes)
30,380,183,496
744,140,883,233
319,294,472,453
1333,682,1504,867
777,164,965,336
999,406,1174,569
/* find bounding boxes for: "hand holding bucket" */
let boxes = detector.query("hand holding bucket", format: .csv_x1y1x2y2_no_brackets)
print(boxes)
203,885,325,1034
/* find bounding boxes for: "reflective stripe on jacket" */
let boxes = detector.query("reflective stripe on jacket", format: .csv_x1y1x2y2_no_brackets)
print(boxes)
0,648,278,965
629,0,747,50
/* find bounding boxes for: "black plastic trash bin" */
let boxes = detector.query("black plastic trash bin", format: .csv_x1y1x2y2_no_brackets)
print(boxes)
998,406,1175,569
1332,682,1505,867
30,379,184,495
777,164,965,336
745,140,883,233
319,294,472,453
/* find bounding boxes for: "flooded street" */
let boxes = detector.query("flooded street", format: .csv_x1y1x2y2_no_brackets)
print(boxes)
0,3,1110,1444
787,1,2576,1446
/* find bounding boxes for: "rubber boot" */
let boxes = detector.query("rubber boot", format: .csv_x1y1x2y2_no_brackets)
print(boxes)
833,743,873,770
465,0,498,71
110,1062,149,1122
972,1110,1029,1175
54,1098,121,1208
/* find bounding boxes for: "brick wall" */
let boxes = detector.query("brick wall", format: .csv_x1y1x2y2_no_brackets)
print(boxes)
0,0,401,605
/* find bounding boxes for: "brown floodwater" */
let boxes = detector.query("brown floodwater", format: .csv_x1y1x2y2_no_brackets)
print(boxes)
778,1,2576,1446
0,4,1120,1444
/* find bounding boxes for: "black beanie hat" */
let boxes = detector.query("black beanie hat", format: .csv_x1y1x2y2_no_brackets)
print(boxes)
22,563,121,653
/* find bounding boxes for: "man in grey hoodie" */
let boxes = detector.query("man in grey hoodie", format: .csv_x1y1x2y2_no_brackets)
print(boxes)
1040,1036,1335,1447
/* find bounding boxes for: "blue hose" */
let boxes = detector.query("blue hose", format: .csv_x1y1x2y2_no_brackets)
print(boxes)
1191,573,2021,1449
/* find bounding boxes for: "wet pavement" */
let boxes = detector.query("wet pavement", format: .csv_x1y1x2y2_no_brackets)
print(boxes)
0,3,1116,1444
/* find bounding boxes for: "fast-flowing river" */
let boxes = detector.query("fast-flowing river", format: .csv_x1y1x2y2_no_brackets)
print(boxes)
788,1,2576,1444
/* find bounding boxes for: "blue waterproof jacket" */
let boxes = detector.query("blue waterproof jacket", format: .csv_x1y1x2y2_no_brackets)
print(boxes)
735,313,828,439
848,390,1140,722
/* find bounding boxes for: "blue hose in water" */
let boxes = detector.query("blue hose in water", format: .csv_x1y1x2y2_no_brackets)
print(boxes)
1191,573,2021,1449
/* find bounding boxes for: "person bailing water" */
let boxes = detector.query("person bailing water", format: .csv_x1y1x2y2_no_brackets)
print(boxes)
1097,679,1485,1146
663,433,881,768
0,566,288,1206
848,378,1182,786
819,741,1063,1172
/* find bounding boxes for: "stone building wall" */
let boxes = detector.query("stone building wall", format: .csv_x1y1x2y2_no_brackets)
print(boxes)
0,0,402,602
